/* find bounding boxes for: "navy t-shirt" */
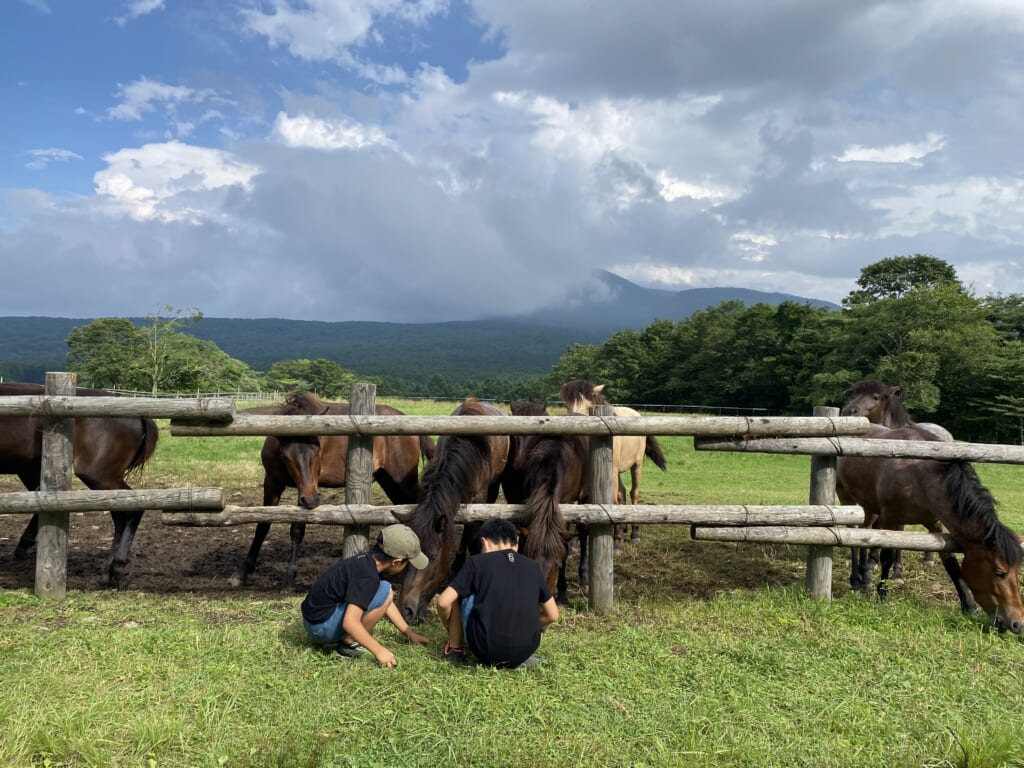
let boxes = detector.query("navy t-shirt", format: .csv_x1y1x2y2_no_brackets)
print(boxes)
448,549,552,668
301,553,381,624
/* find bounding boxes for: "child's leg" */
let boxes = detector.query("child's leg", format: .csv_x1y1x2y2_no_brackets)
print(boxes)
444,598,465,649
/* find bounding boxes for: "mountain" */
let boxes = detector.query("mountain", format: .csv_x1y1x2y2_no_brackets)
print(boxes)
0,273,837,384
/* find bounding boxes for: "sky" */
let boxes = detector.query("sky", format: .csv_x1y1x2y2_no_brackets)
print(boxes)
3,0,1024,323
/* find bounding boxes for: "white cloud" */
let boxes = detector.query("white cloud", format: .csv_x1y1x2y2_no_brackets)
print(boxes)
20,0,51,13
835,132,947,165
93,141,261,223
106,77,217,122
271,112,394,150
115,0,165,26
24,148,84,170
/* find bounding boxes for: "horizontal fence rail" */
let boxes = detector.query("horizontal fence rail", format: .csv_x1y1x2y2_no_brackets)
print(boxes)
694,436,1024,464
0,488,224,515
161,503,866,528
692,525,960,552
170,413,871,438
0,395,235,421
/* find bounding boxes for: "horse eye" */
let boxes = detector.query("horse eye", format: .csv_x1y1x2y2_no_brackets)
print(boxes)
995,569,1008,580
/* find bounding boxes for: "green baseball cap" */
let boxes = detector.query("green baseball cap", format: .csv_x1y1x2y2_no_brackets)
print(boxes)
379,524,429,569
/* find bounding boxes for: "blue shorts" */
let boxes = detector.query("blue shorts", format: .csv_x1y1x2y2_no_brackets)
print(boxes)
460,594,475,638
303,581,391,646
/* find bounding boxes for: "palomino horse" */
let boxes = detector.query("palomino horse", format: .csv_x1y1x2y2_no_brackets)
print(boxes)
0,382,159,588
836,423,1023,633
230,392,435,589
841,379,953,574
396,398,510,624
560,380,667,548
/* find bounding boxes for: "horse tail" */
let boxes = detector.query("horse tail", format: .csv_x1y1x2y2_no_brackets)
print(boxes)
124,417,159,484
521,439,573,577
418,434,436,463
645,435,668,471
945,462,1023,567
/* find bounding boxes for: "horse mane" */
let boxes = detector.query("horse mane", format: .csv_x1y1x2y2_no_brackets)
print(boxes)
946,462,1023,567
520,431,586,577
282,391,327,416
560,379,608,408
510,398,548,417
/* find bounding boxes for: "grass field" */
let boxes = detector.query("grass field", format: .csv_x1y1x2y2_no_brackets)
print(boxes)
2,398,1024,768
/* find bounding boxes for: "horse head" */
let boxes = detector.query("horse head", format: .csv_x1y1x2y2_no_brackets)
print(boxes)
277,435,323,509
560,379,607,415
396,526,453,624
840,380,903,425
959,535,1024,634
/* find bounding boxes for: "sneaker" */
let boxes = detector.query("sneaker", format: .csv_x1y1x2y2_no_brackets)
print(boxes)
442,642,466,665
514,655,542,670
336,641,369,658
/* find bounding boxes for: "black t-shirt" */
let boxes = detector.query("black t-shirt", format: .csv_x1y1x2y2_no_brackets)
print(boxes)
301,553,381,624
448,549,552,668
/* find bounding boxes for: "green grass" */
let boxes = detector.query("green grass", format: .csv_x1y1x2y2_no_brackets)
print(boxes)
3,398,1024,768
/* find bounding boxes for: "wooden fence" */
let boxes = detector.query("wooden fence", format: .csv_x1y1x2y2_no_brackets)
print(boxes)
5,374,1017,609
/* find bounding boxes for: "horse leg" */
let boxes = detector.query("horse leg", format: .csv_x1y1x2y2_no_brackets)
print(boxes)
938,552,977,614
281,522,307,590
577,524,589,589
556,544,569,606
13,471,41,559
104,509,145,589
230,479,283,587
14,515,40,560
877,547,897,602
629,465,641,542
613,477,627,553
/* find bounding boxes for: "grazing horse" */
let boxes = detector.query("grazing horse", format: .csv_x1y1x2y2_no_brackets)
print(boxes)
560,379,667,548
1,382,158,588
231,392,435,589
841,379,953,573
837,423,1023,633
396,398,510,624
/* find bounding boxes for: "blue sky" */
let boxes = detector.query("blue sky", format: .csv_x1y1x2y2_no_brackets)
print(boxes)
3,0,1024,322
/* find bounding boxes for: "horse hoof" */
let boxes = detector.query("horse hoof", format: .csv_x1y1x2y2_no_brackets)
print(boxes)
228,573,245,588
556,593,569,606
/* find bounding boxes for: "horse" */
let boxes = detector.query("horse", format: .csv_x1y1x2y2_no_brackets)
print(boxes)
0,382,159,588
560,379,667,549
500,399,550,505
396,398,510,624
836,423,1023,633
230,391,435,589
841,379,953,573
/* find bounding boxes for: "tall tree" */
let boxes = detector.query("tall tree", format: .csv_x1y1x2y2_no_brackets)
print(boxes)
843,254,961,306
141,306,203,396
66,318,146,390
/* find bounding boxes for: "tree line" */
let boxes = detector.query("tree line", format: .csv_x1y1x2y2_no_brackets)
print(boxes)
58,256,1024,444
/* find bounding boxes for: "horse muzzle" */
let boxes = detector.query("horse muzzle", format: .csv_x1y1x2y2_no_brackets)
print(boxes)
992,611,1023,635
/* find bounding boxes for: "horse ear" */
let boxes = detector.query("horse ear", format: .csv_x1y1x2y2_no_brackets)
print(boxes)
594,384,605,394
889,386,901,395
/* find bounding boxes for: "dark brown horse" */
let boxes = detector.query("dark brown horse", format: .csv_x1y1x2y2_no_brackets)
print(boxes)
396,398,510,624
837,423,1023,633
841,379,953,573
560,379,667,548
0,382,159,588
500,399,550,505
231,392,435,588
516,415,590,605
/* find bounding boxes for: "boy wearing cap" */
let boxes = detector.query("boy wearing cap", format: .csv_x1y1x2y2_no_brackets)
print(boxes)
436,518,559,669
301,523,430,668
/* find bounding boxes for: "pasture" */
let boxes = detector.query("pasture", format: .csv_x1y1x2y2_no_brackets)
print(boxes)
1,398,1024,767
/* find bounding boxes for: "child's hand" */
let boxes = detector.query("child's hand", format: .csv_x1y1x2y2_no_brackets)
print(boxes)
405,628,429,646
375,648,398,668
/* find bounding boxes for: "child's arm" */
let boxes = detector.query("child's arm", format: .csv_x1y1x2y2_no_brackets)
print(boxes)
385,600,429,645
342,603,396,668
539,597,559,629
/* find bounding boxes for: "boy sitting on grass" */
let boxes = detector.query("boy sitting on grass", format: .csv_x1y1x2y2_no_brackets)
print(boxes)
301,524,430,668
437,518,559,669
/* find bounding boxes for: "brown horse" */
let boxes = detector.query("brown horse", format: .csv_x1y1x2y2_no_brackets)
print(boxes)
500,399,550,505
230,392,435,588
0,382,159,588
836,423,1023,633
516,415,590,605
841,379,953,573
396,398,510,624
560,379,667,548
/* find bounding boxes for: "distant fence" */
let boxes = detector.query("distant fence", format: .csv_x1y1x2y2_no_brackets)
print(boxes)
7,375,1020,610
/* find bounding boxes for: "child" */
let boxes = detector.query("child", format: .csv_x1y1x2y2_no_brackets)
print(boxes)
436,518,559,669
301,523,430,668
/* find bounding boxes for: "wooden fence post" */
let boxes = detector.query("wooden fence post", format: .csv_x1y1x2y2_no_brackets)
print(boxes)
588,403,616,612
343,383,375,558
805,405,838,599
36,372,76,599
